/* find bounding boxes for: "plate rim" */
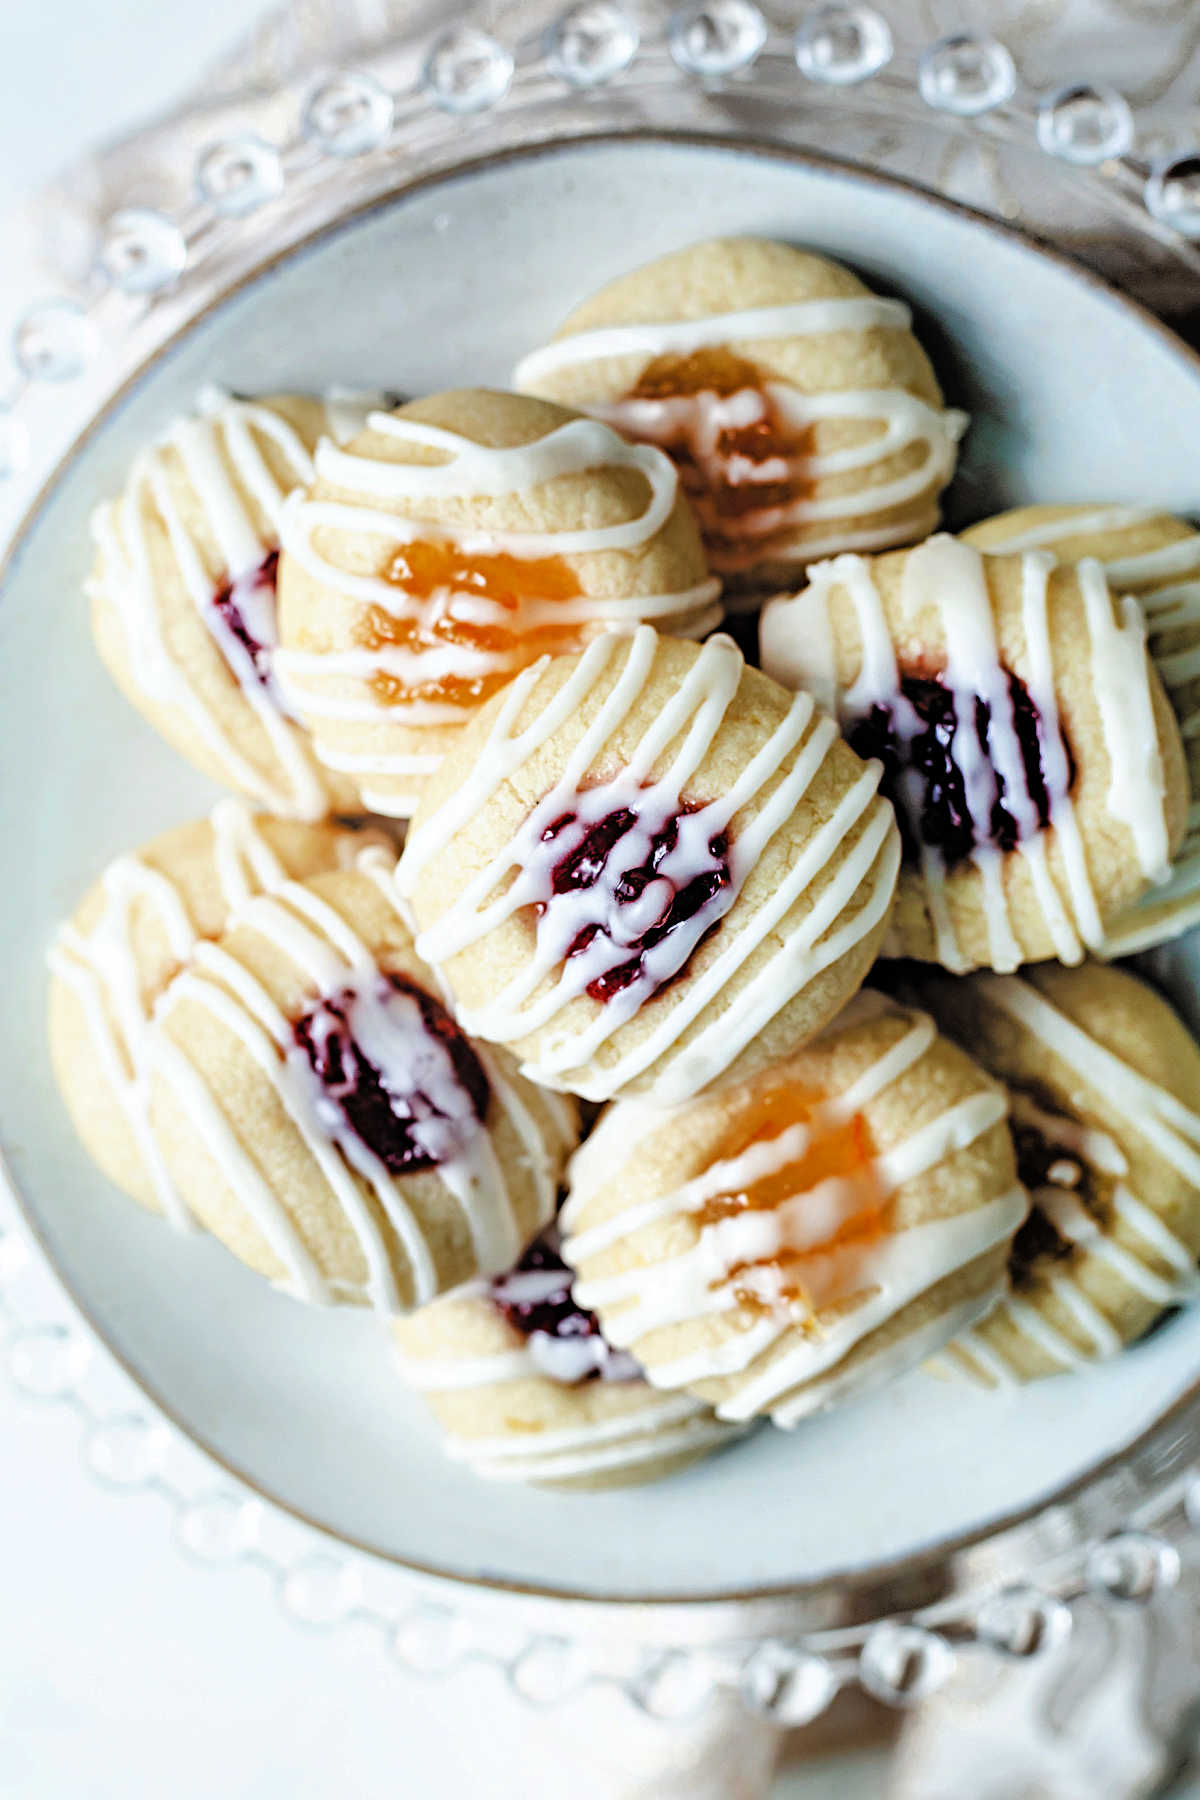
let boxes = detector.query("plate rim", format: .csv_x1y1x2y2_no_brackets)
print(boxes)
6,126,1200,1618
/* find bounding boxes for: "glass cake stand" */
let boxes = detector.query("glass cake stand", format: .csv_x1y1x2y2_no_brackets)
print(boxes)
6,1,1200,1740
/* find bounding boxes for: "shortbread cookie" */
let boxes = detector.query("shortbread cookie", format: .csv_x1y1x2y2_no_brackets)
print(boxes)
761,534,1188,972
48,801,368,1217
396,625,900,1105
275,388,721,816
145,854,576,1310
963,504,1200,955
393,1231,740,1489
514,236,966,595
914,964,1200,1383
561,991,1025,1424
89,388,373,819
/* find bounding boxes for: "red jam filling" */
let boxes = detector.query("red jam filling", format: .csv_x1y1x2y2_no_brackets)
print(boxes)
208,548,283,695
845,670,1073,870
491,1233,638,1383
536,797,734,1005
293,971,489,1175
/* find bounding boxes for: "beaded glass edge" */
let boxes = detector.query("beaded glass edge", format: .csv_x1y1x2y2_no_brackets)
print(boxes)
3,5,1199,470
3,0,1200,1718
1,1154,1195,1720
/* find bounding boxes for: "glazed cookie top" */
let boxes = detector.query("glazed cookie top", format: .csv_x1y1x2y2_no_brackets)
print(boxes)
89,387,373,819
963,504,1200,956
392,1234,738,1487
396,625,900,1104
147,854,576,1311
47,801,370,1218
514,236,966,586
274,388,721,815
561,989,1025,1424
761,534,1188,972
915,964,1200,1378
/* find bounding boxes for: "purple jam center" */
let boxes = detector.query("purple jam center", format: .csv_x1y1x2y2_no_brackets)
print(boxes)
846,670,1073,870
538,802,733,1005
293,971,489,1176
208,548,284,697
491,1234,639,1384
1008,1112,1094,1277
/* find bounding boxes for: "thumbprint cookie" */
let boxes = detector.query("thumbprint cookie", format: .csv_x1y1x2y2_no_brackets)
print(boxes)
143,853,576,1311
513,235,966,596
395,625,901,1105
761,534,1188,972
915,963,1200,1383
88,388,375,819
393,1229,741,1489
274,387,721,816
963,504,1200,956
48,801,370,1218
560,991,1026,1425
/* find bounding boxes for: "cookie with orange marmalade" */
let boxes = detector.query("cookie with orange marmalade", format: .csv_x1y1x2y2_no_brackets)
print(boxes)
274,387,721,817
513,236,966,597
395,625,901,1106
560,990,1026,1426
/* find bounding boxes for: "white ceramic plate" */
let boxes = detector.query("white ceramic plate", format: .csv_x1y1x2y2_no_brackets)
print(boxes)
5,137,1200,1605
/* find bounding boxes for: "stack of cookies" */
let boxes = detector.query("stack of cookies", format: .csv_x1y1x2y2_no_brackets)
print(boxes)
51,236,1200,1491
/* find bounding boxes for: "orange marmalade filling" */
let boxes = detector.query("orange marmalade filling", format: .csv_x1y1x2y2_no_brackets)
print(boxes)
697,1086,886,1317
360,537,590,709
626,348,816,547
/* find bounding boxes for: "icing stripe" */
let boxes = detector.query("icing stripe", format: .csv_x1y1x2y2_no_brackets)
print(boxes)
771,1279,1005,1426
586,388,964,570
48,803,298,1229
89,391,362,819
971,509,1200,957
513,296,917,384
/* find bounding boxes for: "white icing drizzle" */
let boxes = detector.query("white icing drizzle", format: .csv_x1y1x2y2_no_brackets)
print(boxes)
979,506,1161,554
47,801,292,1229
515,295,917,383
274,411,722,806
762,536,1169,971
88,389,362,820
446,1393,735,1483
563,1004,1024,1417
772,1278,1005,1425
393,1291,738,1483
439,1402,737,1483
586,388,964,573
397,626,898,1103
978,976,1200,1187
1074,558,1170,881
514,295,964,571
973,509,1200,954
145,859,542,1310
940,974,1200,1382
